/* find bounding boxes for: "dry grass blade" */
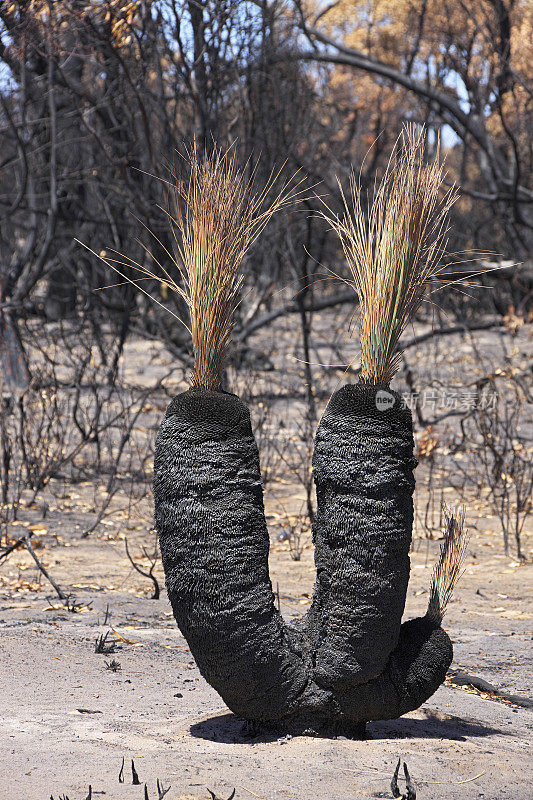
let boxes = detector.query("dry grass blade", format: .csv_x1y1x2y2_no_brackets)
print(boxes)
78,142,303,391
319,124,459,385
427,503,469,623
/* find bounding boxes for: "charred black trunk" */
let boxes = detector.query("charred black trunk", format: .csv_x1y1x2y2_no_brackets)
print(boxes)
154,390,310,722
154,387,452,735
306,384,416,688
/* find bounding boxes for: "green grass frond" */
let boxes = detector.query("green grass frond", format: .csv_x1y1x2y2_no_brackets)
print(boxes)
168,143,303,390
79,142,303,391
319,124,459,386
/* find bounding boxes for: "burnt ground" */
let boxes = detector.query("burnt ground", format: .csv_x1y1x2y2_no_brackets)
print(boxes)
1,317,532,800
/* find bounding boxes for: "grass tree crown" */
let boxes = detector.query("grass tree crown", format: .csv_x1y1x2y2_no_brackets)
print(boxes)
320,125,459,387
78,142,303,392
166,144,303,391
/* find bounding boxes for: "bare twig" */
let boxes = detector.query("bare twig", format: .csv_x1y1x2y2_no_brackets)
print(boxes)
0,533,26,563
125,536,160,599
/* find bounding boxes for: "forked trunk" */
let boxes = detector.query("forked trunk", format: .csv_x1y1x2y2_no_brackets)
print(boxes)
154,388,452,735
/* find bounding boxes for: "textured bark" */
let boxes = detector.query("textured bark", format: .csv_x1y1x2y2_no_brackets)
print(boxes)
154,390,311,722
154,387,452,734
307,384,416,689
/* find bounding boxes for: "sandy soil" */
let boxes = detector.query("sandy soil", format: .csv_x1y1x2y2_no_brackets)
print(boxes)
1,510,531,800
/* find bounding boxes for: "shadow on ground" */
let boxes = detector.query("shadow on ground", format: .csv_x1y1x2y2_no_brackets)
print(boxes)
189,708,505,744
368,708,508,741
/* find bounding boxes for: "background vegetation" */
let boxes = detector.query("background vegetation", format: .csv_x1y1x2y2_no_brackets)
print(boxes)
0,1,531,571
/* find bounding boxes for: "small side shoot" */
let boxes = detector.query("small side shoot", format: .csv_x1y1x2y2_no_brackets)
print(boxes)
427,504,469,624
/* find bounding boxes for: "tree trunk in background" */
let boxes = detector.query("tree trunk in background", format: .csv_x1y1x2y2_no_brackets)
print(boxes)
45,264,77,320
0,306,30,390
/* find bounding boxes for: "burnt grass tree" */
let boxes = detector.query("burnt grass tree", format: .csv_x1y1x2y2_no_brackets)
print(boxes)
136,134,468,735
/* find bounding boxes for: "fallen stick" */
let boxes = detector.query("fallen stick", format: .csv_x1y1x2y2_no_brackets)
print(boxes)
448,670,533,709
24,533,66,600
